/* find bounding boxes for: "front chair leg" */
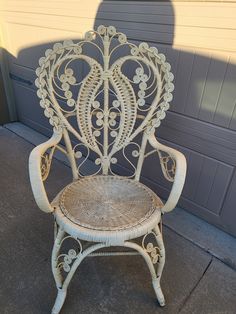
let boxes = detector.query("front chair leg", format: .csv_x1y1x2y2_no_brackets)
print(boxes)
124,223,166,307
51,223,107,314
141,223,166,306
51,226,67,314
52,288,67,314
152,224,166,306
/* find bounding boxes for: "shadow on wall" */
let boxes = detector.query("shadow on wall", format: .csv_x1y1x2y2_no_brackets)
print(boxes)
0,60,10,124
3,0,236,236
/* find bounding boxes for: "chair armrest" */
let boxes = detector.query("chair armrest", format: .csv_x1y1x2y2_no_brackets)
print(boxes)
29,131,63,213
148,133,187,213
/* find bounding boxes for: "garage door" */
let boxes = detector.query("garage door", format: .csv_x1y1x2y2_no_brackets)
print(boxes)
1,1,236,236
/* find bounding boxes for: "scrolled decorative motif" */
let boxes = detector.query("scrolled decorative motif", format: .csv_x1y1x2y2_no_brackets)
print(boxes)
40,147,56,181
35,25,174,178
142,231,161,264
144,148,176,182
57,235,83,273
158,151,176,182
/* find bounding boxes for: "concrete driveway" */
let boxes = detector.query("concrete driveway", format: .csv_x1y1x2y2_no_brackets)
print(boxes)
0,125,236,314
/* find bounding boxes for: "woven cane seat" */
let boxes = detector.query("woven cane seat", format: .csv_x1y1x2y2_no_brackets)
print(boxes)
58,175,163,232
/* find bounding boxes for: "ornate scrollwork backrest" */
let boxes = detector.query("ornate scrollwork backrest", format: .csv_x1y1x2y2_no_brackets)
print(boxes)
35,25,174,178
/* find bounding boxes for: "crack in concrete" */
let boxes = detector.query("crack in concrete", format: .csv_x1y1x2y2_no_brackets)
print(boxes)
177,256,213,313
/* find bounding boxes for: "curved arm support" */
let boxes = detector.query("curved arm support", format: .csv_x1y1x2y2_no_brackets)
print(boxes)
148,133,187,213
29,131,63,213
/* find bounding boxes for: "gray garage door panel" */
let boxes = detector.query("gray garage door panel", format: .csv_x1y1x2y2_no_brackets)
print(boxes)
159,113,236,166
221,172,236,235
12,82,52,137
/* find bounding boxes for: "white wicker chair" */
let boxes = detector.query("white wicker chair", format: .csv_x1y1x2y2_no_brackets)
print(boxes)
29,25,187,314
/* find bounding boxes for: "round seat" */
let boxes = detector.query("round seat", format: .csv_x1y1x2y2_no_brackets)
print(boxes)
54,175,163,243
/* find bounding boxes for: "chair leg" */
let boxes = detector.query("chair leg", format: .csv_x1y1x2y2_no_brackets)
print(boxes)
152,224,166,306
51,223,165,312
52,288,67,314
124,223,166,307
51,226,66,314
51,224,107,314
